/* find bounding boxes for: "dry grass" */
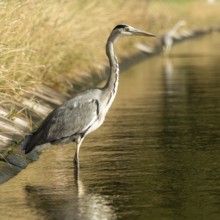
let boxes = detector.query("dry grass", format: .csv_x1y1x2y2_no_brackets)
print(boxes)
0,0,150,120
0,0,219,124
0,0,149,90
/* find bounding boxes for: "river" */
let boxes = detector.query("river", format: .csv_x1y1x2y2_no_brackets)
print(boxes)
0,32,220,220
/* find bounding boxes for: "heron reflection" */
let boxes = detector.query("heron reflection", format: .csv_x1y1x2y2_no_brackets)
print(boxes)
24,168,116,220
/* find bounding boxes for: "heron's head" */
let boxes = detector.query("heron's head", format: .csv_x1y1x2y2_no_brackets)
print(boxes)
112,24,156,38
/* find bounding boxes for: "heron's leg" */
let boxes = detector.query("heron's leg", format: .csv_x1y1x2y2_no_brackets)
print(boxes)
74,136,83,166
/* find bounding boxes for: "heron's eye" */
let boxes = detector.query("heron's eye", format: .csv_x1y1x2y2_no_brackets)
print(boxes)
124,26,129,31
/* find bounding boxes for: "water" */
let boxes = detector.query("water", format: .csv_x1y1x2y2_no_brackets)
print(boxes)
1,33,220,220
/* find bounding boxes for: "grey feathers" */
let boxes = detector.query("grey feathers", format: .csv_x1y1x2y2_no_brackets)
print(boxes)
46,98,99,141
22,89,101,154
21,24,151,157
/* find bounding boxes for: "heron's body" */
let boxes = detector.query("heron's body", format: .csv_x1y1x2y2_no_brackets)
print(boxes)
161,20,186,55
22,24,155,165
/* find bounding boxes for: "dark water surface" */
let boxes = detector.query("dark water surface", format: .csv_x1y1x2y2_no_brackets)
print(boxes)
1,33,220,220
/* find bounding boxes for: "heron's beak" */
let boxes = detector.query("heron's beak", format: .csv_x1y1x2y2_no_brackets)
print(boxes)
131,27,156,37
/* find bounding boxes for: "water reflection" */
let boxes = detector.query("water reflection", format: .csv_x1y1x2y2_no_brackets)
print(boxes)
24,167,116,220
163,57,174,94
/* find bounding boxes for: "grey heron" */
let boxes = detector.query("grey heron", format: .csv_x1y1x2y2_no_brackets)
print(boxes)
161,20,186,55
22,24,155,166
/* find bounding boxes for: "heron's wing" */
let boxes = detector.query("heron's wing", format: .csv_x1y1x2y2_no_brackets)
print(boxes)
34,98,99,142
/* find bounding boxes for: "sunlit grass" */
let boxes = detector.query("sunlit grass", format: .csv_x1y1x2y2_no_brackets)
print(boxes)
0,0,149,119
0,0,219,124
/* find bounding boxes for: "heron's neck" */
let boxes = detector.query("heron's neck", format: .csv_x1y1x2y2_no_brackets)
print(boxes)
170,22,184,36
103,38,119,103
